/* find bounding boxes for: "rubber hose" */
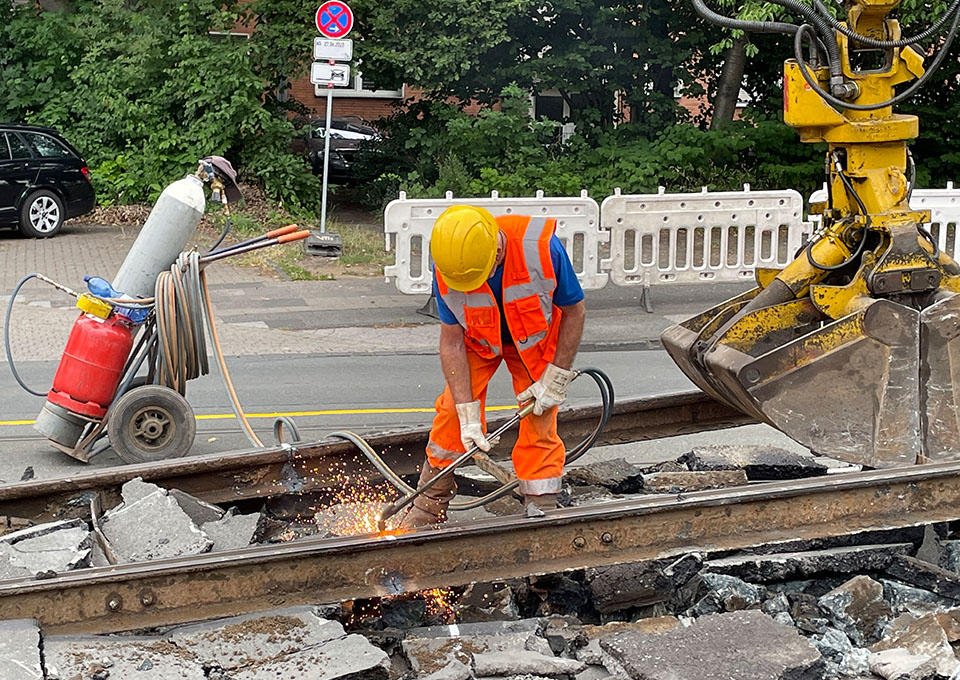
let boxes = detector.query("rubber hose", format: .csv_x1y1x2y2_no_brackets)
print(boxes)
4,274,48,397
330,367,615,513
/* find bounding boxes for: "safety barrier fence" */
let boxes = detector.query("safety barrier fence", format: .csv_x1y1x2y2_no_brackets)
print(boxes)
384,184,960,302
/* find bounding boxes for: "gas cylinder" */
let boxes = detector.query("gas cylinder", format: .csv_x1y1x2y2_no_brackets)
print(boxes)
112,174,206,298
34,296,134,447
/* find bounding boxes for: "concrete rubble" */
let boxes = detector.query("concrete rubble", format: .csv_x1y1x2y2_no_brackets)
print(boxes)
681,444,829,480
600,610,824,679
0,619,43,679
0,518,92,578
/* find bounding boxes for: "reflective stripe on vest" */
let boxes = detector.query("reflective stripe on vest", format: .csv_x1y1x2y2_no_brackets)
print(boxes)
436,215,558,375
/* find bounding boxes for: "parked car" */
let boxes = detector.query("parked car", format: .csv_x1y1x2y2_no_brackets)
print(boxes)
0,123,96,238
292,116,379,184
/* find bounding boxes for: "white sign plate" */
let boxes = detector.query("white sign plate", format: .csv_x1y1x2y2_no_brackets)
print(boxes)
310,62,351,86
314,37,353,61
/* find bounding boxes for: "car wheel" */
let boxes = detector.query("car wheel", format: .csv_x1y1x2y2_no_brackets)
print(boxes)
19,190,64,238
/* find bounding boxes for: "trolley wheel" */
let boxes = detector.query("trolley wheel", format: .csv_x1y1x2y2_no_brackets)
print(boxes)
107,385,196,463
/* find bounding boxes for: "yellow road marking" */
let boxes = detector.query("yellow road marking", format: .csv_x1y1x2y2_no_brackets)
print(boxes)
0,404,517,427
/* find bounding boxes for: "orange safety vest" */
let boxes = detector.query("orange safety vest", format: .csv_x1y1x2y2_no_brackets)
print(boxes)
435,215,562,380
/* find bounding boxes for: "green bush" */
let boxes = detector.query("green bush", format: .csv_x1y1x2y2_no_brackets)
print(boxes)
356,91,825,206
0,0,320,207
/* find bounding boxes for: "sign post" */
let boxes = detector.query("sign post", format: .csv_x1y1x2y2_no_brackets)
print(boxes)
312,1,354,234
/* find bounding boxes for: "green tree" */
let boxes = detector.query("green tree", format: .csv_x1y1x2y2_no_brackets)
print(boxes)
0,0,320,206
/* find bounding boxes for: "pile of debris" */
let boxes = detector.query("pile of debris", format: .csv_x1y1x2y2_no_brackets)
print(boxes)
0,478,264,577
5,606,391,680
339,523,960,679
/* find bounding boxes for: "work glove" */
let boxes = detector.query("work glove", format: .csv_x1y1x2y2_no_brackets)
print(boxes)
455,400,491,452
517,363,575,416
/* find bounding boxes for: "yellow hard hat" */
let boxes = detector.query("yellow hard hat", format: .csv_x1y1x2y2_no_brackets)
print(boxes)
430,205,499,292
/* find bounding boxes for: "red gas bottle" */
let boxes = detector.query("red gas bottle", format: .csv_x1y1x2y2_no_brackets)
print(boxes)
46,298,135,419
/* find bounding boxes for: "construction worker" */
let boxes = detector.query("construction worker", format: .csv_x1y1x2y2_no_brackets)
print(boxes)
402,205,586,527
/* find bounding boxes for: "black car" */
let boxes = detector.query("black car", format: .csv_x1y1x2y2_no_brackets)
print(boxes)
0,123,96,238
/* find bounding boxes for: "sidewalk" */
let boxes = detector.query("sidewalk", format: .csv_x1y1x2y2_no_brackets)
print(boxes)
0,223,751,362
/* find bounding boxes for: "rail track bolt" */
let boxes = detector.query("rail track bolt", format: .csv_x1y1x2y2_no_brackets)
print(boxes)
573,536,586,549
601,532,613,544
140,590,156,607
106,595,123,612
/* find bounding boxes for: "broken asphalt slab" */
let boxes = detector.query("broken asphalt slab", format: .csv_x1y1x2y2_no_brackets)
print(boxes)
599,610,824,680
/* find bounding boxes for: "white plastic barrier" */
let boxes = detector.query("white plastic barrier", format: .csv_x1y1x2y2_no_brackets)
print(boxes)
383,190,605,294
810,182,960,259
601,186,811,287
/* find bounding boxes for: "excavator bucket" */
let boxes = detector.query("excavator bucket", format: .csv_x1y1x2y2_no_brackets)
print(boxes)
920,293,960,461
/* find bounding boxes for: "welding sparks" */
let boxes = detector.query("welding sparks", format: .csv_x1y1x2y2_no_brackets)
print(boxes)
314,470,401,536
422,588,456,624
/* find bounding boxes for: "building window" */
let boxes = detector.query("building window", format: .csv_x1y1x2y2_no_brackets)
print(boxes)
316,71,404,99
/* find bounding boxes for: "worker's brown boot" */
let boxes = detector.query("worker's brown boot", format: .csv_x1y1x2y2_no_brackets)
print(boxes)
523,493,559,511
398,462,457,528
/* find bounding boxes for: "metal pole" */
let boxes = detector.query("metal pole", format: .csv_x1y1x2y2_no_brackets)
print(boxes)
319,69,334,234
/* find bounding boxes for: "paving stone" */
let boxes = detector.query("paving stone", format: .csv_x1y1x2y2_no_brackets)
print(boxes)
43,635,206,679
688,573,764,616
881,579,958,617
423,659,473,680
577,617,680,665
0,619,42,679
706,543,914,583
819,575,892,646
101,490,212,562
887,555,960,601
642,470,747,493
600,610,824,680
169,489,225,525
231,633,390,680
681,445,828,480
565,459,645,494
403,619,551,675
587,554,703,614
120,476,162,504
472,651,586,677
870,613,959,677
456,582,521,623
168,606,345,668
868,648,938,680
201,509,261,552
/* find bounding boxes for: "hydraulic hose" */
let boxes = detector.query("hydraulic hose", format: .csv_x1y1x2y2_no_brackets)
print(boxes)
806,153,872,271
792,6,960,111
810,0,960,49
692,0,839,78
330,367,615,526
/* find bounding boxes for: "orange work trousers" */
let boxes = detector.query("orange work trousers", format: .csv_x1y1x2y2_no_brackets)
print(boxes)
425,343,564,495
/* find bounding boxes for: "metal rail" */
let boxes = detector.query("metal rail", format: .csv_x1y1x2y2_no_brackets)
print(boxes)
0,391,750,523
4,460,960,634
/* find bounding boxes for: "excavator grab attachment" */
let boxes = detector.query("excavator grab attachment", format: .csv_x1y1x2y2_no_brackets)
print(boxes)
665,0,960,467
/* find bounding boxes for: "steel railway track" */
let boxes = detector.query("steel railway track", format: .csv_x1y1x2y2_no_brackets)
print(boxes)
4,390,954,636
0,391,748,522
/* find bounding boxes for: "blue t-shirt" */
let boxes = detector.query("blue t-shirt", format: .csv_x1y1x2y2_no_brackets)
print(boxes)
434,235,584,342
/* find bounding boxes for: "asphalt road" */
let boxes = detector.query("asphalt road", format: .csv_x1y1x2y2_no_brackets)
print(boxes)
0,348,708,481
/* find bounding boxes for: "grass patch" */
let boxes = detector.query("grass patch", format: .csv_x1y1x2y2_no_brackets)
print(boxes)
237,242,332,281
336,224,393,267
